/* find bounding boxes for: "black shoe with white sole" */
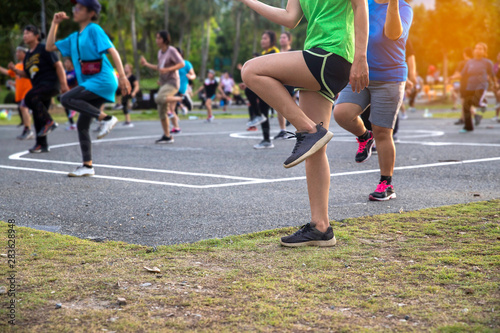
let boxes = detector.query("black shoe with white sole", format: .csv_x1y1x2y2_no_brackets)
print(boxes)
283,123,333,169
29,145,50,153
369,181,396,201
280,223,337,247
355,131,375,163
155,135,174,144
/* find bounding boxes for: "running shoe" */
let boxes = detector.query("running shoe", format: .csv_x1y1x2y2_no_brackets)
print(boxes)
369,181,396,201
68,166,95,177
372,144,378,154
123,122,134,128
65,124,77,131
253,140,274,149
409,107,417,113
474,114,483,126
37,120,58,137
17,122,24,128
113,103,123,110
459,129,473,133
355,131,375,163
205,116,215,123
246,115,267,128
97,116,118,139
29,145,50,154
280,223,336,247
283,123,333,169
155,135,174,144
168,112,175,119
170,128,181,134
393,134,400,144
274,130,287,140
17,128,34,140
247,126,258,132
182,94,193,111
400,113,408,120
454,119,464,125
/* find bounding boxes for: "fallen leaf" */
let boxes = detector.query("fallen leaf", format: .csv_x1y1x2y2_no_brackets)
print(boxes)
144,266,161,273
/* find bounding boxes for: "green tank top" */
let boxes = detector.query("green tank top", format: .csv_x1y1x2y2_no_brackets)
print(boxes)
299,0,355,63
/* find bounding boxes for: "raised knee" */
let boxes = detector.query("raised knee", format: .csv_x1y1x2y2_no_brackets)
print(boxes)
241,61,256,85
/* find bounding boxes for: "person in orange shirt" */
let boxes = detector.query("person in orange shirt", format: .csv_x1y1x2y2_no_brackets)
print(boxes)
0,46,34,140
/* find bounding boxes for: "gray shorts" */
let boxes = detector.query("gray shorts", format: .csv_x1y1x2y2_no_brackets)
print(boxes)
336,81,405,129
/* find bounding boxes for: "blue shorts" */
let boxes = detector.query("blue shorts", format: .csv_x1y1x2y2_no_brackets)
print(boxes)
337,81,405,129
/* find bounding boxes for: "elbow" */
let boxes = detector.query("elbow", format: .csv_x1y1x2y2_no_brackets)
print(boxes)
46,44,57,52
385,31,403,41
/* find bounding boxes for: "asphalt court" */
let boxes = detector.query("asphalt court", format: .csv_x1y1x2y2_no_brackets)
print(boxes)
1,114,499,245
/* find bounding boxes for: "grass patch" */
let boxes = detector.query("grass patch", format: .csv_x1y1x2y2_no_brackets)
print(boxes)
1,201,499,332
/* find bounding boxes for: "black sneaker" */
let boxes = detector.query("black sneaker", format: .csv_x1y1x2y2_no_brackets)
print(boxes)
369,181,396,201
274,130,287,140
182,94,193,111
155,135,174,144
355,131,375,163
29,145,50,153
280,223,337,247
37,120,58,137
283,123,333,169
474,114,483,126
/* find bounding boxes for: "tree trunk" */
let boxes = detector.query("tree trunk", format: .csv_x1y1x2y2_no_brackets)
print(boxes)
231,4,243,75
185,27,192,60
164,0,169,30
252,12,258,54
442,50,448,100
130,0,140,80
118,30,127,65
200,18,211,81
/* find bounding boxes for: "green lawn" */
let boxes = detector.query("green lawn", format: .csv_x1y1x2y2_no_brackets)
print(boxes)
0,200,498,332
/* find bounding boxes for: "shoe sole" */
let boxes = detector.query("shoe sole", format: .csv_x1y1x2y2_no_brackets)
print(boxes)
156,140,174,144
254,146,274,149
97,119,118,139
369,193,397,201
356,139,375,164
247,117,267,128
38,125,57,138
280,236,337,248
283,131,334,169
68,173,95,177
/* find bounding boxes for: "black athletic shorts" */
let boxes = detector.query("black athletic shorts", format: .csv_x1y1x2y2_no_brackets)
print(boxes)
301,48,352,103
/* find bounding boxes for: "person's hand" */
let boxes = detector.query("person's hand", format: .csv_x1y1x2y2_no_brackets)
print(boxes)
119,76,131,96
131,92,136,98
349,56,369,93
60,83,70,94
236,63,243,71
8,62,16,71
140,56,147,66
405,79,414,91
53,12,69,25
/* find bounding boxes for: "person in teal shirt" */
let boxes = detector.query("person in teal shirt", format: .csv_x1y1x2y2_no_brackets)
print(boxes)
237,0,369,247
46,0,130,178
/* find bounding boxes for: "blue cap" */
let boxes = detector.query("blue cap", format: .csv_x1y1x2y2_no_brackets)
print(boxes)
71,0,101,14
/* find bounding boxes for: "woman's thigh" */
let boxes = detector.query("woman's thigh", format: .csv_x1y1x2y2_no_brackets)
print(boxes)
242,51,321,92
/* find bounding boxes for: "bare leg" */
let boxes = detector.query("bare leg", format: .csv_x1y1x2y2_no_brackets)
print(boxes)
299,91,334,233
242,52,322,133
333,103,366,137
169,103,180,129
205,100,213,119
125,114,131,123
160,118,170,136
278,113,286,131
372,125,395,176
19,106,31,128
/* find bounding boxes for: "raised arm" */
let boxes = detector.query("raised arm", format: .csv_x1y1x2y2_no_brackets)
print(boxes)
108,48,131,96
350,0,370,93
0,66,9,76
47,12,70,52
238,0,303,29
8,62,28,78
384,0,403,41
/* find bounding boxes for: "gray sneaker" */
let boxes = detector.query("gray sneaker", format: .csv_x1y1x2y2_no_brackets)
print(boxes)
283,123,333,169
253,140,274,149
246,115,267,128
17,128,34,140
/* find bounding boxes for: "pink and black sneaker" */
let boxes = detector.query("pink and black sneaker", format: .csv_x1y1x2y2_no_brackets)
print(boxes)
355,131,375,163
369,181,396,201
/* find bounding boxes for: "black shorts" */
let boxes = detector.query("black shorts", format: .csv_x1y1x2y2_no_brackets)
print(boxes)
301,48,352,103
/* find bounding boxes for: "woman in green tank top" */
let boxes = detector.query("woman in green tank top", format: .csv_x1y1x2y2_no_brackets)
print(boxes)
238,0,369,247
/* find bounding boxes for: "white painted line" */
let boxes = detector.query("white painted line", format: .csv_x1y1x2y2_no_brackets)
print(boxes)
399,141,500,147
2,156,500,189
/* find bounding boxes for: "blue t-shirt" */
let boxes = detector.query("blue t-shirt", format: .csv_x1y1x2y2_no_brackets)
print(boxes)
55,23,118,102
367,0,413,82
178,60,193,95
461,58,494,91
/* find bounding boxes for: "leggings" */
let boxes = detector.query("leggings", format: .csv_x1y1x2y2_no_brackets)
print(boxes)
245,87,260,120
259,99,271,141
24,85,58,147
60,86,107,162
462,89,486,131
122,94,131,115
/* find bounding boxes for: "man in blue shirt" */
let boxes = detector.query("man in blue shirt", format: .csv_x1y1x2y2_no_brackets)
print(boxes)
335,0,413,202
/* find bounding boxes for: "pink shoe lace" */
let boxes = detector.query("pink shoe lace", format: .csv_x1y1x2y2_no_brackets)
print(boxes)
375,181,392,193
356,133,372,154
